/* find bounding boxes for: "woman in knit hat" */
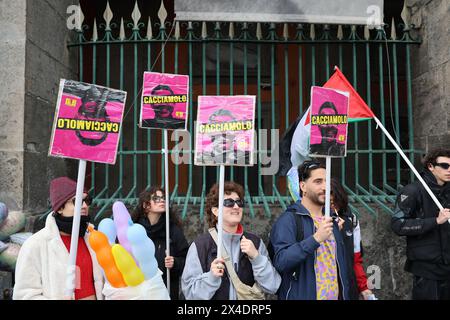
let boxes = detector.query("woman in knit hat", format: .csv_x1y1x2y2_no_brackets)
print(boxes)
13,177,105,300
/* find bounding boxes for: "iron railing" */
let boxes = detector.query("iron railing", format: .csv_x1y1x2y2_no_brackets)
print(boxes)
58,1,422,222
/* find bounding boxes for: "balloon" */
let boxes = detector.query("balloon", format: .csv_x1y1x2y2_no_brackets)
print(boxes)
98,218,117,245
112,201,133,253
127,224,159,279
0,202,8,226
88,226,126,288
0,242,20,271
0,210,26,241
111,244,145,287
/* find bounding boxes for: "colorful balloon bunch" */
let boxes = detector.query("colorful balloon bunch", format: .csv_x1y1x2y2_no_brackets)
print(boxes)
88,201,159,287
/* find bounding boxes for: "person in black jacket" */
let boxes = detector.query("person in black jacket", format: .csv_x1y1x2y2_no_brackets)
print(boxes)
391,148,450,300
132,187,189,299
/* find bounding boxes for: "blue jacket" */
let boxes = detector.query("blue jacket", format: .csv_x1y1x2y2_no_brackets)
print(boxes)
270,201,351,300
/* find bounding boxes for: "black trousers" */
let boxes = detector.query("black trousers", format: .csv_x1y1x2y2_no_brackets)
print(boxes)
412,276,450,300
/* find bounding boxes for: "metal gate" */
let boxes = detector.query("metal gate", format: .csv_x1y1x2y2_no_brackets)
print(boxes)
68,1,421,221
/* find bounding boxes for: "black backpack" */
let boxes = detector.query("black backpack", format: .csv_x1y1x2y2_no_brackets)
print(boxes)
267,210,304,262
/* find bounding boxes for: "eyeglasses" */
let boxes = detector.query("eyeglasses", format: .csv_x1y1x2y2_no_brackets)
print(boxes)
434,162,450,170
223,198,244,208
300,162,322,181
70,196,92,206
151,195,166,203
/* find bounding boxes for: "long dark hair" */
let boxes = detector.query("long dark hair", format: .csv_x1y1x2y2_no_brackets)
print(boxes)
131,186,181,227
330,178,349,213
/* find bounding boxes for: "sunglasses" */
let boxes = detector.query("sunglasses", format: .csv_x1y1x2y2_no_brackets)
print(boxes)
70,196,92,206
301,162,322,181
151,195,166,203
223,198,244,208
434,162,450,170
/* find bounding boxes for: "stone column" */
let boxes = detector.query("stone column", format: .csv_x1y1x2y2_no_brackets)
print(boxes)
23,0,78,213
0,0,77,213
409,0,450,152
0,0,26,211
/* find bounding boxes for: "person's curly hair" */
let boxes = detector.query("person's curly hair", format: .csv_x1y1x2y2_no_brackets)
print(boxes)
423,148,450,170
205,181,245,228
131,186,181,227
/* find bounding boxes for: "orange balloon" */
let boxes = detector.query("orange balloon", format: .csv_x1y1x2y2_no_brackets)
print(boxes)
88,226,126,288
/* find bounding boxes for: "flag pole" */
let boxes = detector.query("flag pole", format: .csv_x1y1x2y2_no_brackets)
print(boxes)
163,129,171,295
373,116,445,214
325,157,331,218
217,165,225,259
65,159,87,298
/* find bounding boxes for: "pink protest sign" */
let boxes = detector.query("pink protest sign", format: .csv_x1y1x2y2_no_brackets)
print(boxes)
140,72,189,130
49,79,127,164
309,86,349,158
195,96,256,166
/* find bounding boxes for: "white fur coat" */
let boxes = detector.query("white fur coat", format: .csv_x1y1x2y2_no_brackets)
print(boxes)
13,214,104,300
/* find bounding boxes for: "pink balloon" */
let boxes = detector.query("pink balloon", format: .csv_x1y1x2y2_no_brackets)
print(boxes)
112,201,133,253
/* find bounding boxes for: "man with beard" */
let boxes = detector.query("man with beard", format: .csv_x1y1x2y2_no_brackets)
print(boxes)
391,148,450,300
269,160,352,299
196,109,251,165
310,101,346,157
141,85,184,130
63,80,125,146
13,177,105,300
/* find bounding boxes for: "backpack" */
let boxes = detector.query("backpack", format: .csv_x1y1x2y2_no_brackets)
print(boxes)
267,210,304,262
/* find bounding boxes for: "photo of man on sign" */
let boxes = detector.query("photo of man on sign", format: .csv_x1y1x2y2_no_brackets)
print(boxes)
309,86,349,158
194,96,255,167
49,79,127,164
140,72,189,130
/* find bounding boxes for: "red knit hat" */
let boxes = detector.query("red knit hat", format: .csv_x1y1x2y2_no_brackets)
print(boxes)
50,177,77,212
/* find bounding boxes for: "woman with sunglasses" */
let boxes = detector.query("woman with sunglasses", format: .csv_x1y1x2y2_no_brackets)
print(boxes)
131,187,189,300
14,177,104,300
181,181,281,300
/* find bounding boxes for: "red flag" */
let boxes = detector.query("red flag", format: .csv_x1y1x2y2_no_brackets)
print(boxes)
324,66,375,122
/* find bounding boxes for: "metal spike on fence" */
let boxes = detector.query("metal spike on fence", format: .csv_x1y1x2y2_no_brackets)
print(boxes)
364,25,370,40
401,1,411,30
120,18,125,41
310,24,315,40
256,23,262,40
132,1,141,30
175,21,180,40
337,25,343,40
103,1,113,31
283,23,289,40
229,22,234,39
202,21,207,39
146,16,153,39
77,5,84,31
92,18,98,41
158,0,167,27
391,17,397,40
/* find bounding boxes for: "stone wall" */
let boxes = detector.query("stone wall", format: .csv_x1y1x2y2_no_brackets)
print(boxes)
23,0,78,213
0,0,77,213
0,0,26,211
407,0,450,152
0,0,77,295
